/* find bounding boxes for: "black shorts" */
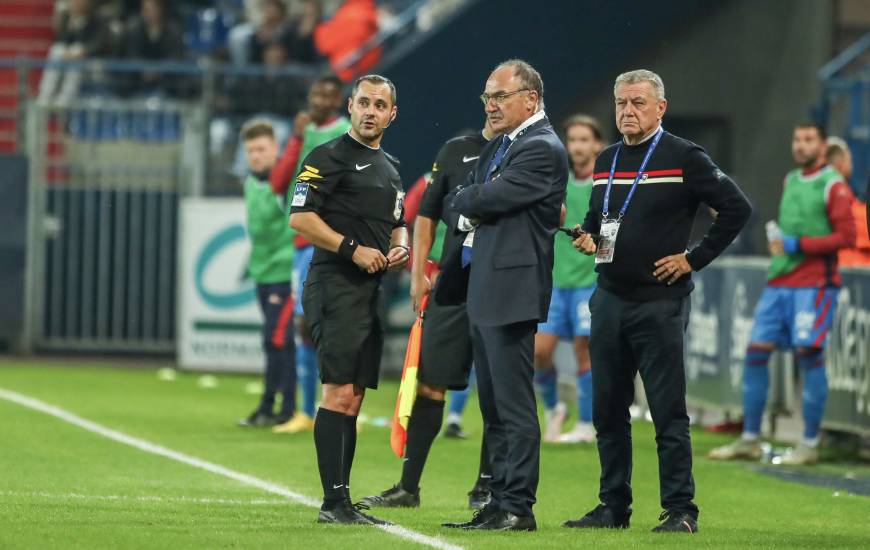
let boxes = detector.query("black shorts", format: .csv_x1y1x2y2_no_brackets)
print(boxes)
302,265,384,389
418,298,473,390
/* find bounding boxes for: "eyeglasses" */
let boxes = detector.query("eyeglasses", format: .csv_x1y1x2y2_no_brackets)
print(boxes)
479,89,530,105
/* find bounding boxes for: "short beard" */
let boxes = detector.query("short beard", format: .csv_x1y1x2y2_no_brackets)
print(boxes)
800,154,819,169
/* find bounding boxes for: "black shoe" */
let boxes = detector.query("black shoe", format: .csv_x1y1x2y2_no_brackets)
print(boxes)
467,482,491,510
275,411,293,424
351,501,394,526
442,502,499,528
652,510,698,533
443,422,468,439
562,503,631,529
477,511,537,531
317,500,371,525
359,484,420,508
237,410,277,427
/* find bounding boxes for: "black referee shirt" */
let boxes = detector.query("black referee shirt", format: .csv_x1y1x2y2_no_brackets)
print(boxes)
418,132,488,262
290,133,405,269
582,131,752,302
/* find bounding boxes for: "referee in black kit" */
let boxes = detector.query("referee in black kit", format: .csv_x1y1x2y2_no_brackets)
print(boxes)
568,70,751,533
361,121,496,510
289,74,409,526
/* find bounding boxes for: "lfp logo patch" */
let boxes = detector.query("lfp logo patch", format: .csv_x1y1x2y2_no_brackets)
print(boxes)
292,182,309,207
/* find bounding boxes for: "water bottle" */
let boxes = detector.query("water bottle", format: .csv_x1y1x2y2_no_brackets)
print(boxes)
765,220,782,242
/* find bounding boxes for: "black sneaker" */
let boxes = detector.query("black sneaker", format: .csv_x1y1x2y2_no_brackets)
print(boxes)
443,422,468,439
467,482,491,510
275,411,293,424
237,410,277,427
652,510,698,533
562,504,631,529
442,502,499,529
359,484,420,508
351,501,394,526
317,500,371,525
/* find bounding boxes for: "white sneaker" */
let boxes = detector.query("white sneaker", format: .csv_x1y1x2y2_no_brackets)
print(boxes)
779,444,819,466
559,421,595,443
708,437,763,461
543,402,567,443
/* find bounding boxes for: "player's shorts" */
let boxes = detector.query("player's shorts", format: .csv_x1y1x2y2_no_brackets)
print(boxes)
538,286,595,339
302,265,384,389
292,245,314,317
749,286,839,349
418,298,473,390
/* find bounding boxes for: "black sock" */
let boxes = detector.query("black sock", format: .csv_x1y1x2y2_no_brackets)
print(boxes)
399,395,445,493
314,408,346,507
476,435,492,489
277,347,297,417
259,348,283,413
343,415,357,496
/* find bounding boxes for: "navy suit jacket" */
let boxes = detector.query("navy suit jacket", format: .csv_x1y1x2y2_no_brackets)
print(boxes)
435,116,568,326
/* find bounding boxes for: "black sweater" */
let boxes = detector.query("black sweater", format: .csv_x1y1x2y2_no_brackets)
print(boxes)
582,131,752,302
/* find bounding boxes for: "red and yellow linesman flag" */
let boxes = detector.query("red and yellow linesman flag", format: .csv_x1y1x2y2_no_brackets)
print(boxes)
390,293,429,458
390,260,438,458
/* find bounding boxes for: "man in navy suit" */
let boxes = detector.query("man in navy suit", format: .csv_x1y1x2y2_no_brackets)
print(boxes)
438,59,569,532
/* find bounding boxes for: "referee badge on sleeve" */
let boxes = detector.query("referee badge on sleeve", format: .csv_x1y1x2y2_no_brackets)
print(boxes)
292,182,309,207
393,191,405,221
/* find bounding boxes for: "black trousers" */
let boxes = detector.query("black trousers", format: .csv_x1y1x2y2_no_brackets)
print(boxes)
589,287,698,518
471,320,539,517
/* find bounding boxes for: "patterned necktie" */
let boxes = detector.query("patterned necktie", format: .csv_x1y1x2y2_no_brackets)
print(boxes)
462,135,512,267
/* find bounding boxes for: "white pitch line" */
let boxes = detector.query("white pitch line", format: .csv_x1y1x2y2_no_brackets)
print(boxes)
0,387,464,550
0,490,292,506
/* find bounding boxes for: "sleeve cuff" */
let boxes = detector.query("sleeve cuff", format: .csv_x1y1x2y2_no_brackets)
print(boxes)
685,249,709,272
782,235,800,254
457,215,477,232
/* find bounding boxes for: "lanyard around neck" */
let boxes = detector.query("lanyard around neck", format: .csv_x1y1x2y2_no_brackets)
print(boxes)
603,126,664,220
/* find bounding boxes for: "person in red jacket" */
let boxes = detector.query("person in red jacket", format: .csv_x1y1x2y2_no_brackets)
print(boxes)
314,0,381,81
828,137,870,267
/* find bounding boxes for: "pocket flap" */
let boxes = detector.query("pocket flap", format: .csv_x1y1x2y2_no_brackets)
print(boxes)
493,252,537,269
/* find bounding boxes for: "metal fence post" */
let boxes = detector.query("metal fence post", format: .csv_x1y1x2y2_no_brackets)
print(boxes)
14,57,30,154
201,59,216,194
20,102,46,354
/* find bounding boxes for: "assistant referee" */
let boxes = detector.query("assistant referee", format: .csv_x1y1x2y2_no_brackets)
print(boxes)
289,74,409,526
361,122,496,511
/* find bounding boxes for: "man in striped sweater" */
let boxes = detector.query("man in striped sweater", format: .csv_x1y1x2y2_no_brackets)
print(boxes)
569,69,752,534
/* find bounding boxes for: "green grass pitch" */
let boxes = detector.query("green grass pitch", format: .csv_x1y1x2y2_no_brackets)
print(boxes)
1,360,868,549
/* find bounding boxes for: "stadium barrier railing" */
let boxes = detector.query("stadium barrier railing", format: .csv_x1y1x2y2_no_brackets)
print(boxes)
7,59,319,354
687,257,870,437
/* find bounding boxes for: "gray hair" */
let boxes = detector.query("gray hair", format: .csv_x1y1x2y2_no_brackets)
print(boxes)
613,69,666,101
494,59,544,111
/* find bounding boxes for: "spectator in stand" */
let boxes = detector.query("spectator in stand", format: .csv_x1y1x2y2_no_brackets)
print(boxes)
230,41,306,117
123,0,185,97
829,137,870,267
217,40,307,175
314,0,380,81
249,0,291,64
38,0,112,105
285,0,322,64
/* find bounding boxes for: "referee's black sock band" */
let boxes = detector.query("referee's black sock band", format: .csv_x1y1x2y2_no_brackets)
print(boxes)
314,408,346,507
342,415,358,495
399,395,445,493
